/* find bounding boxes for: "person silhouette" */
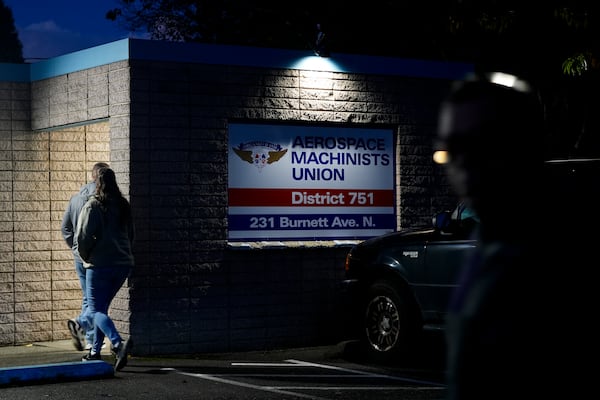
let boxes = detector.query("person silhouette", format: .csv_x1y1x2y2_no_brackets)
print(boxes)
435,72,577,399
61,162,109,351
75,167,134,371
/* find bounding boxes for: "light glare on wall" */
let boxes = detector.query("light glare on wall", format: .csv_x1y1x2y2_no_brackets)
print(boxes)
289,55,343,72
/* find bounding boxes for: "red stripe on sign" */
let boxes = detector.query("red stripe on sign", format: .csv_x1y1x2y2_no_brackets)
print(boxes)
228,188,394,207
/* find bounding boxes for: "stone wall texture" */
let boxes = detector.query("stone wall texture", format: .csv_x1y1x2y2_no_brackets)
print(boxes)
0,53,456,355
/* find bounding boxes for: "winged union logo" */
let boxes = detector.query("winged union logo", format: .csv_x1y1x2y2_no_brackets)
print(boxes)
232,140,288,171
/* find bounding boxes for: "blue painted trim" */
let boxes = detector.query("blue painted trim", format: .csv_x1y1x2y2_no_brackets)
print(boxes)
128,39,473,79
29,39,130,81
0,38,473,82
0,360,114,386
332,53,474,79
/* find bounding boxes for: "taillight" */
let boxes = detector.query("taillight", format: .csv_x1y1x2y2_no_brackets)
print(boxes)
344,253,352,272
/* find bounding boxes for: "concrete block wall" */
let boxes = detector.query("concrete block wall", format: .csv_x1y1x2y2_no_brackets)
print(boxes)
39,60,131,344
125,60,455,355
0,60,125,345
0,93,112,345
1,47,457,354
0,81,30,344
49,123,111,343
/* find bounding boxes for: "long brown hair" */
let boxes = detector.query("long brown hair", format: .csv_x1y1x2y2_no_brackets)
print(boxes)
95,167,131,223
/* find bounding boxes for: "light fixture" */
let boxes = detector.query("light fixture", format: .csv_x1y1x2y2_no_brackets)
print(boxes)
486,72,531,93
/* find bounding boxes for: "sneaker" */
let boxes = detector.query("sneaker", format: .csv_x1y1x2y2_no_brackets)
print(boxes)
85,342,107,351
81,351,102,361
113,339,132,371
67,319,85,351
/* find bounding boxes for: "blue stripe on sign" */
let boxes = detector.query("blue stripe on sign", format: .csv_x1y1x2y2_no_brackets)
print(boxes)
228,214,395,231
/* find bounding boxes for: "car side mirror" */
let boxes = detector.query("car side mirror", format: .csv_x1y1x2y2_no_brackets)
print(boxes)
432,211,452,230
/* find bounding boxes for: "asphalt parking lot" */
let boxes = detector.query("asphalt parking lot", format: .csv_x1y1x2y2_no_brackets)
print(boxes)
0,336,447,400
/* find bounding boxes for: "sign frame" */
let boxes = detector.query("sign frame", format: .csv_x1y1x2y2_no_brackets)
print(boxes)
228,122,396,241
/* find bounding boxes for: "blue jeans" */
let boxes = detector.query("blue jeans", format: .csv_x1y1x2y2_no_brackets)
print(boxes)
85,265,131,354
74,258,94,344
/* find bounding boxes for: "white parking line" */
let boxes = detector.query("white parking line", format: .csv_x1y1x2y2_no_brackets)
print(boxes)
230,362,302,367
265,386,445,391
162,358,444,399
285,359,445,387
164,368,328,400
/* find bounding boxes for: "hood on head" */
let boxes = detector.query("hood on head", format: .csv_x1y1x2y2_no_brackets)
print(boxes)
79,182,96,196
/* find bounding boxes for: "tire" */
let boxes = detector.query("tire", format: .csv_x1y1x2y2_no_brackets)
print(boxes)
360,281,418,363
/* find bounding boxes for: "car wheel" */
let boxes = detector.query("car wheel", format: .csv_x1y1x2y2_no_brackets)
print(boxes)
361,281,417,362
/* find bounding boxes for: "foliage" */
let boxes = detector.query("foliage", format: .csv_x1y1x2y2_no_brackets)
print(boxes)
0,0,24,63
562,53,588,76
106,1,599,79
106,0,322,51
105,1,600,158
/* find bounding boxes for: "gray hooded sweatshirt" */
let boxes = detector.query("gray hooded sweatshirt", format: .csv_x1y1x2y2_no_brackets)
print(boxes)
61,182,96,263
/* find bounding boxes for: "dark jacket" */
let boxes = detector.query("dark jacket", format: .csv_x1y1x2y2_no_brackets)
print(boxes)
74,196,134,269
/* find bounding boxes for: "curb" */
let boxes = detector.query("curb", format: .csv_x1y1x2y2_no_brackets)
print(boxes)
0,360,114,387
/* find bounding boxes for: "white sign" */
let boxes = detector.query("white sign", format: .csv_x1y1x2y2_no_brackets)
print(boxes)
228,123,395,241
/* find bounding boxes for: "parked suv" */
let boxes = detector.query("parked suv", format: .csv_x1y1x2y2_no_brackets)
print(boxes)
339,158,600,363
340,203,478,362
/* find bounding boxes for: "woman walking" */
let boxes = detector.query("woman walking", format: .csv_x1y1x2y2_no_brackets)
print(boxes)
75,166,134,371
